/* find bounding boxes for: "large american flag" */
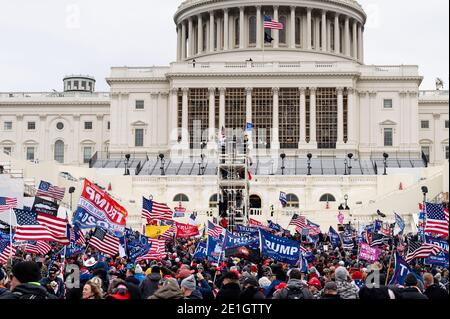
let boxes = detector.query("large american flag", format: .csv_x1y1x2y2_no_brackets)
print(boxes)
89,227,120,257
142,197,173,223
35,181,66,201
136,238,166,262
264,16,284,30
0,241,16,264
0,197,17,212
424,203,449,238
159,222,176,242
14,209,68,244
24,241,52,256
289,214,307,228
207,221,224,239
69,224,86,246
405,240,441,263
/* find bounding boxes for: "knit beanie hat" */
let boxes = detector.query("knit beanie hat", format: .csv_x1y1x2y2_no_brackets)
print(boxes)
180,274,196,291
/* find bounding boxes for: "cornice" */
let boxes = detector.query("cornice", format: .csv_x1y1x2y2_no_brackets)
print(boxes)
0,101,110,106
167,72,361,78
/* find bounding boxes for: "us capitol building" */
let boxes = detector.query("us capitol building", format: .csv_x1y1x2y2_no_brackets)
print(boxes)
0,0,448,231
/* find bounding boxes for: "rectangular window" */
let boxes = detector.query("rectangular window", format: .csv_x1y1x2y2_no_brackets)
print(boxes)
384,128,393,146
74,81,79,89
383,99,393,109
27,122,36,130
26,147,35,161
81,81,87,90
3,147,12,155
84,121,93,130
4,121,12,130
445,120,449,129
107,121,111,130
446,146,449,160
421,146,430,161
421,120,430,129
135,100,145,110
83,147,92,163
135,129,144,147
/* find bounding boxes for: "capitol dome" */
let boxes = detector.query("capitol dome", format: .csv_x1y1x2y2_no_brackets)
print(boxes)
174,0,367,63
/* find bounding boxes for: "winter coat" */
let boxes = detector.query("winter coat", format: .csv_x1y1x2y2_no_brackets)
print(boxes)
0,283,57,299
272,279,313,300
197,279,215,300
398,287,428,300
140,273,162,299
265,279,282,298
240,286,266,300
335,279,359,299
321,293,342,300
148,280,183,299
358,286,395,299
424,284,448,300
0,287,14,299
39,277,65,299
134,273,146,283
185,289,203,300
216,282,241,301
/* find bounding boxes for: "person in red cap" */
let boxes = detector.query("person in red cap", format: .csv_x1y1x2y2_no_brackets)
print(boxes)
307,277,322,299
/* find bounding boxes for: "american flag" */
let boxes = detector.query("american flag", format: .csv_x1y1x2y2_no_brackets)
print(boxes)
35,181,65,201
68,224,86,246
289,214,307,228
263,15,284,30
424,203,449,238
0,241,16,264
14,209,68,244
207,221,224,239
306,219,321,236
89,227,120,257
24,241,52,256
159,222,176,242
136,238,166,262
405,239,441,263
142,197,173,223
0,197,17,212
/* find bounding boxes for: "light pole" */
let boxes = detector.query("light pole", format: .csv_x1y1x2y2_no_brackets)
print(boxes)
159,153,165,176
421,186,428,241
383,153,389,175
307,153,312,176
124,154,130,175
280,153,286,175
348,153,353,175
68,186,76,211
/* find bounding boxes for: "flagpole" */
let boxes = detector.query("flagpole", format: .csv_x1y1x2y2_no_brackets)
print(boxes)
9,208,13,261
385,242,396,285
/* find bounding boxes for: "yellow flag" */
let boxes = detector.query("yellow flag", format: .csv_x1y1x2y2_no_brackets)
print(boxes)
145,225,171,238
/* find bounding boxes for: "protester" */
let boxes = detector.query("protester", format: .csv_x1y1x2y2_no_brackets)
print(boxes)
240,276,265,299
40,264,65,299
82,280,103,299
320,282,341,300
273,269,313,299
307,277,322,299
423,272,448,300
149,278,183,299
140,265,162,299
0,268,13,299
398,273,428,299
216,271,241,301
334,266,359,299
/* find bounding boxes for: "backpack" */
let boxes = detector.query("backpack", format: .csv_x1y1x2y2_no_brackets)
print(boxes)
285,286,305,300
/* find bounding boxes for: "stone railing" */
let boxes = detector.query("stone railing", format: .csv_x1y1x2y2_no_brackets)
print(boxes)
0,92,110,99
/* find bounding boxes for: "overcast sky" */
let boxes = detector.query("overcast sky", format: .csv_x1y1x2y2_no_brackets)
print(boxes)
0,0,448,92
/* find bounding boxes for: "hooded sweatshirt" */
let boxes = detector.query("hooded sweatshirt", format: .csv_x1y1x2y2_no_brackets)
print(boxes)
334,267,359,299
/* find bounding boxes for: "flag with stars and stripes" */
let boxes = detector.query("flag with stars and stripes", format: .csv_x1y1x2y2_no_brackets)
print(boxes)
207,221,225,239
405,239,441,263
289,214,307,229
89,227,120,257
136,238,166,262
24,241,52,256
424,202,449,238
370,233,390,247
0,241,16,264
0,197,17,213
35,181,66,201
263,15,284,30
142,197,173,224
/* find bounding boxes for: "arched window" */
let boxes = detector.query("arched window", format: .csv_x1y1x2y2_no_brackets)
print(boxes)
234,17,240,48
279,15,287,44
295,17,301,46
249,195,262,208
209,194,221,208
248,15,257,46
319,193,336,202
173,193,189,202
286,193,299,208
54,140,64,164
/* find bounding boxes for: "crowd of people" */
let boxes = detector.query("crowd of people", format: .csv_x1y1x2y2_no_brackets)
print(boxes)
0,232,448,300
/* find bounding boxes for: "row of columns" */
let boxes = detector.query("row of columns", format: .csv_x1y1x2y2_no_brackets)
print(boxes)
170,87,355,149
177,6,364,61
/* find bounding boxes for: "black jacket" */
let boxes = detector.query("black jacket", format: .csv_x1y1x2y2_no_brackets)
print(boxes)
398,287,428,300
424,284,448,300
240,286,266,300
0,283,57,299
0,287,14,299
139,273,161,299
321,293,342,300
185,289,203,300
216,282,241,301
359,286,393,299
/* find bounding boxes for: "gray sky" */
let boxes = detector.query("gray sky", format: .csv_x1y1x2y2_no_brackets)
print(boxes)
0,0,448,92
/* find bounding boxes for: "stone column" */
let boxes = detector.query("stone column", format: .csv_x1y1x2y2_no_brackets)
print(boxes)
334,14,340,54
209,11,215,52
290,6,296,49
198,15,203,54
223,9,229,50
239,7,245,49
369,91,377,147
327,19,332,51
208,87,216,148
337,87,344,146
272,87,280,149
181,21,187,59
306,8,312,50
273,6,279,48
409,91,419,151
321,10,327,51
219,88,226,130
310,87,317,145
299,87,307,147
344,16,350,56
314,17,320,50
358,24,363,61
181,88,189,146
188,17,193,57
358,91,369,149
352,20,358,59
216,17,221,51
177,25,182,61
169,88,179,146
256,6,262,49
347,88,355,147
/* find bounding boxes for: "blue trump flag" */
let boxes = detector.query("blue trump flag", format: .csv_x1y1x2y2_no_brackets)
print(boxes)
224,231,254,249
268,220,282,232
193,241,207,260
389,252,412,285
206,233,225,263
259,229,300,265
424,236,449,267
236,224,259,237
329,226,341,249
